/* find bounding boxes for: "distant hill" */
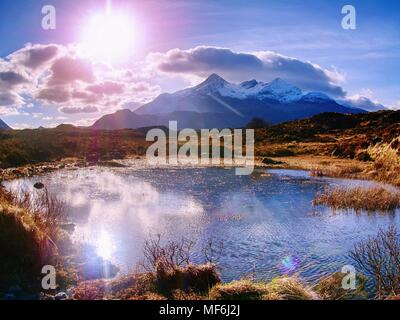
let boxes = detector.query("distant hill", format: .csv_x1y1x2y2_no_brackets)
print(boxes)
0,118,11,130
92,73,365,130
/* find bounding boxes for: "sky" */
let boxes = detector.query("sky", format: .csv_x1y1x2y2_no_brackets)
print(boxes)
0,0,399,129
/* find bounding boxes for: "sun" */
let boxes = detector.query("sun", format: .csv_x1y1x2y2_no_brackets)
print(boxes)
79,11,136,64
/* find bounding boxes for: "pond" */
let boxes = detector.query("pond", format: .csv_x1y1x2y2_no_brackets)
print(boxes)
5,167,400,286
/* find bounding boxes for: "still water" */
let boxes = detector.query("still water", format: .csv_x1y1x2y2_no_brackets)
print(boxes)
5,167,400,284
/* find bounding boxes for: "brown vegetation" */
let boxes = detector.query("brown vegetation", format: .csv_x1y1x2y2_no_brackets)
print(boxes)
313,186,400,212
351,226,400,299
0,126,150,169
314,272,367,300
0,186,61,293
255,110,400,186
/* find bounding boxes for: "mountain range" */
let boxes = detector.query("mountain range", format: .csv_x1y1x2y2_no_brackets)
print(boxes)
0,118,10,130
93,74,365,130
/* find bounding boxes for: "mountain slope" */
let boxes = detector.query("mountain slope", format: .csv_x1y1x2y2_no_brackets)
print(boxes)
0,118,11,130
93,74,365,130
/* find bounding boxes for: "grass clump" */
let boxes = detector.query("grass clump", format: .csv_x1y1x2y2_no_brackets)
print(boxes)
209,276,316,300
314,272,367,300
265,276,316,300
313,186,400,212
0,187,61,294
368,139,400,187
310,164,364,179
209,280,268,300
155,262,220,297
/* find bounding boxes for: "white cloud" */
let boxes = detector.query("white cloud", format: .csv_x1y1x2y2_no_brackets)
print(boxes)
0,43,160,116
148,46,346,97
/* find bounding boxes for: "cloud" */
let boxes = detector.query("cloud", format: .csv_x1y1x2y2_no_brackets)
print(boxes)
341,95,386,112
59,106,99,114
37,86,71,103
87,81,124,95
390,101,400,110
9,44,59,70
149,46,346,97
0,106,19,116
49,56,95,85
0,90,25,107
0,71,29,87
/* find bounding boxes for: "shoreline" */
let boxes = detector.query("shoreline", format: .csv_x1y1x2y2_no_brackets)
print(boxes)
0,154,382,184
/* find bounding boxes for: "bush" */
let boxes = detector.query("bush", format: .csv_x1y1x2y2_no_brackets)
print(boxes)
155,262,220,296
350,227,400,299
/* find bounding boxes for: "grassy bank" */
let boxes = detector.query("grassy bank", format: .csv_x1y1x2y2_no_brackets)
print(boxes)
0,186,62,295
255,110,400,187
0,126,149,169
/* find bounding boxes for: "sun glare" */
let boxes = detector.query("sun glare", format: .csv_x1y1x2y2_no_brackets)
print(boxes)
96,232,115,260
80,12,136,64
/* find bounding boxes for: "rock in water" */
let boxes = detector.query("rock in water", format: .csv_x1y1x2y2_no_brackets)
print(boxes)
55,292,68,300
34,182,45,190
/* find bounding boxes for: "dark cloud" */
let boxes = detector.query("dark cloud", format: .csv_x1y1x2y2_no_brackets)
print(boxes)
0,71,29,87
59,106,99,114
151,46,346,97
37,86,71,103
49,56,95,84
10,44,59,70
0,91,24,107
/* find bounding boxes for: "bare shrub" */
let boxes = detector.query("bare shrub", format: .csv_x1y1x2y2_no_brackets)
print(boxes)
141,234,195,272
139,235,221,297
350,226,400,299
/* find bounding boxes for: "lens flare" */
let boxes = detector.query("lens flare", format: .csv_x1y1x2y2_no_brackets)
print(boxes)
280,255,300,274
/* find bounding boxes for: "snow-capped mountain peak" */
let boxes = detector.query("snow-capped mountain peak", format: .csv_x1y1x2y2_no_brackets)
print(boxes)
300,92,333,103
217,75,303,102
240,79,259,89
257,78,303,102
149,74,342,111
194,73,228,93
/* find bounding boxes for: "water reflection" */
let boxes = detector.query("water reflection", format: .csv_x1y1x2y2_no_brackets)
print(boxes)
4,167,400,285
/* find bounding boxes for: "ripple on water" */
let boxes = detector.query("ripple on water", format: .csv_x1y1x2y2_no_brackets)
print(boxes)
4,167,400,294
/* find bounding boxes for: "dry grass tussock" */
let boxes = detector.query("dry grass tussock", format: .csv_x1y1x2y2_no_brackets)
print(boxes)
367,139,400,187
0,186,64,292
313,186,400,212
